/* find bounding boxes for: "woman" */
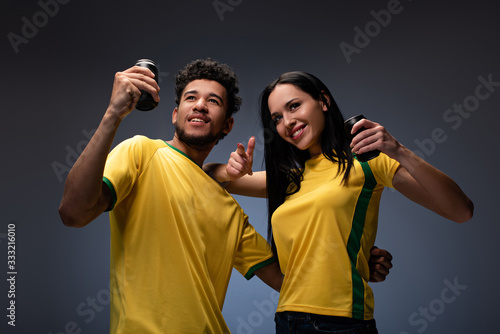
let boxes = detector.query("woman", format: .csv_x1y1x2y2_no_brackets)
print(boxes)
209,71,473,333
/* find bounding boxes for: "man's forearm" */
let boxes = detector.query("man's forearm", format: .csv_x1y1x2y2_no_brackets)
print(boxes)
59,111,121,227
254,260,283,292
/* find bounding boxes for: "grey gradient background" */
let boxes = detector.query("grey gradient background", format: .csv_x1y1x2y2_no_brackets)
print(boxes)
1,0,498,333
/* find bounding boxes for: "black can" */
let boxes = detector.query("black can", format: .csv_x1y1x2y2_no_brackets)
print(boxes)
135,59,159,111
344,114,380,162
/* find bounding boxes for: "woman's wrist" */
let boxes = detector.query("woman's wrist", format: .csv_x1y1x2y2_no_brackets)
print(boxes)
204,163,230,187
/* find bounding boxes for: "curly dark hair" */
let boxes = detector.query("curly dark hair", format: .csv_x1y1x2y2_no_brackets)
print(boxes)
174,58,242,141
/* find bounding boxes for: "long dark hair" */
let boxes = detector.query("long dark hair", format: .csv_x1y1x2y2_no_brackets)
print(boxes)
260,71,354,255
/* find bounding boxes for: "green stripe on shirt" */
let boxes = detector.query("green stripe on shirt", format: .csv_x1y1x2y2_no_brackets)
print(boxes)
346,161,377,319
244,257,277,280
103,176,117,211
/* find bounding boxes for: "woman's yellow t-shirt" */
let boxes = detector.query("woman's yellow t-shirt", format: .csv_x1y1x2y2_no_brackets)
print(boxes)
272,153,399,320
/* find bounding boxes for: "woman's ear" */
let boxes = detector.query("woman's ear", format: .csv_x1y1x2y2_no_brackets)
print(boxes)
320,91,330,112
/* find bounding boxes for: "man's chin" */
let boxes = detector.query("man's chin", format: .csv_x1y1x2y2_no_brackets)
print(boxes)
182,138,214,150
175,124,224,149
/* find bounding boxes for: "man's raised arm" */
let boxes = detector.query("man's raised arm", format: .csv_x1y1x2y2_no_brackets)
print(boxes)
59,66,160,227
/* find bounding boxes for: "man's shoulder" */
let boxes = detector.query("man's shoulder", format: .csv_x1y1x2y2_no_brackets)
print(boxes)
125,134,166,147
115,135,167,153
109,135,168,164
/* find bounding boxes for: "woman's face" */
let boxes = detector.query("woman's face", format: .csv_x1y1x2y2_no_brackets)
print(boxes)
268,83,328,156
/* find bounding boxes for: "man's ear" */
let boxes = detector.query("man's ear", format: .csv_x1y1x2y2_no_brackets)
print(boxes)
223,116,234,135
320,91,330,112
172,107,178,125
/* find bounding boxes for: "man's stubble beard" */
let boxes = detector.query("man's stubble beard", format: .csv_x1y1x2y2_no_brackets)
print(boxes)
174,123,223,150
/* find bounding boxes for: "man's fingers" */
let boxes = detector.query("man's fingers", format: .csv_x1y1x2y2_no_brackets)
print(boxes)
125,65,156,78
129,78,160,101
115,71,160,102
372,263,389,276
370,256,393,270
369,246,393,283
369,262,390,282
370,247,393,261
369,271,386,283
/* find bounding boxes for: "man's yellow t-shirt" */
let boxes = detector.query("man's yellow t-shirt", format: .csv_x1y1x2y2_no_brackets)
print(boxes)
102,135,274,333
272,153,399,320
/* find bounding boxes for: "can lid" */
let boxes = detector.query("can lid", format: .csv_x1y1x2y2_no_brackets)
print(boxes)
344,114,365,124
135,59,156,66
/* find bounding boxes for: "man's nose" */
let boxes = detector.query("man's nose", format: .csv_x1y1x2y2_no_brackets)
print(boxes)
193,98,208,112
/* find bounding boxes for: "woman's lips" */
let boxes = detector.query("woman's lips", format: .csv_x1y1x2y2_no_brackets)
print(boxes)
290,124,306,140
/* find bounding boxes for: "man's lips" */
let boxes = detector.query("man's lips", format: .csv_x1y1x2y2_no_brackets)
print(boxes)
187,114,210,123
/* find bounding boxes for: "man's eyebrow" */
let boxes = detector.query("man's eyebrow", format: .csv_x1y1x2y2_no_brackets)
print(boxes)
208,93,224,105
183,89,198,97
183,91,224,105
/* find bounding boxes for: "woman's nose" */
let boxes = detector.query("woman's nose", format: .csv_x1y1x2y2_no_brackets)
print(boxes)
283,113,295,128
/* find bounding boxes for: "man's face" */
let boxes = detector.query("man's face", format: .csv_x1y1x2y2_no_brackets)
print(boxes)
172,79,234,149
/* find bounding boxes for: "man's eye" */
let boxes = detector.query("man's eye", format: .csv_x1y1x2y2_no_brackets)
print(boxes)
209,98,220,105
186,96,195,100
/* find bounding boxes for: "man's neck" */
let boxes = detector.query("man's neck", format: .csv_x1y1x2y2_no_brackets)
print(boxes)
167,136,215,167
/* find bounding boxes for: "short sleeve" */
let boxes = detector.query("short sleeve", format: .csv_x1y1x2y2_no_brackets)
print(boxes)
103,135,157,210
233,216,275,280
367,153,400,188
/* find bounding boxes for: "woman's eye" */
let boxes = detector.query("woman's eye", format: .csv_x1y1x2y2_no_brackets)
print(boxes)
290,103,300,110
273,115,282,124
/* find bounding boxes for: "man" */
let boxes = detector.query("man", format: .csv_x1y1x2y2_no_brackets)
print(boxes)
59,58,391,333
